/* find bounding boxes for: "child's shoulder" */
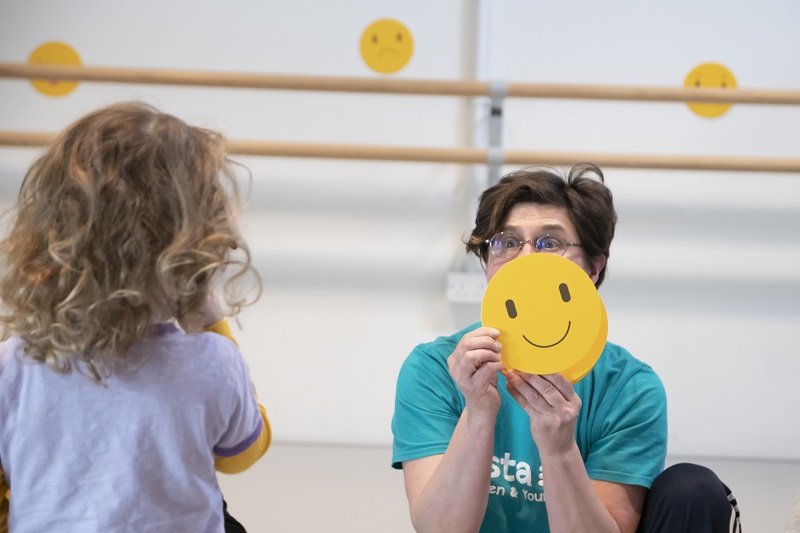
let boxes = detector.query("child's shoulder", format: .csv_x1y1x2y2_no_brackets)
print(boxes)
174,327,246,376
151,324,241,360
0,336,25,367
0,336,28,398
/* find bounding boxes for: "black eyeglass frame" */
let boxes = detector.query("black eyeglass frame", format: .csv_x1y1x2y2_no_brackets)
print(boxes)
484,231,582,259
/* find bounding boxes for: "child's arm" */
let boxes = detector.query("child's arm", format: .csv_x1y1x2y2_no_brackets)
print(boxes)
203,318,272,474
214,403,271,474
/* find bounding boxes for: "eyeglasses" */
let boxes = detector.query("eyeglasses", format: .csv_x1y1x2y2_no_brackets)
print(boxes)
485,232,582,259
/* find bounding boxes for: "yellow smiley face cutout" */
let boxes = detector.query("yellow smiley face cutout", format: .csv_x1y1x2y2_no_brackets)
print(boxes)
359,18,414,74
28,41,83,97
481,253,607,383
684,62,738,118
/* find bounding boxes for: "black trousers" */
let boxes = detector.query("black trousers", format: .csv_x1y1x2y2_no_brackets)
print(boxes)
638,463,741,533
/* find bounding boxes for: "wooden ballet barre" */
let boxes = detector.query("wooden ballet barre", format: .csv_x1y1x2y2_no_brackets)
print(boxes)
2,63,800,105
1,131,798,173
225,141,800,172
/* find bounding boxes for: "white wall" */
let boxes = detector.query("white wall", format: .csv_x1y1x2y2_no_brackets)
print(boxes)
1,0,798,460
484,1,800,460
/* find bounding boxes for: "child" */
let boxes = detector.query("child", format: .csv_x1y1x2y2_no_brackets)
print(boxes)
0,102,270,532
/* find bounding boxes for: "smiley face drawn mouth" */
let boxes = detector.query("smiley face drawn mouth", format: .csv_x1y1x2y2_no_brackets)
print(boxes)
522,321,571,348
378,47,400,57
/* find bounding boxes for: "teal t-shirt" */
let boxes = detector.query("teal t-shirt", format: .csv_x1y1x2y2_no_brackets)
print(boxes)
391,322,667,533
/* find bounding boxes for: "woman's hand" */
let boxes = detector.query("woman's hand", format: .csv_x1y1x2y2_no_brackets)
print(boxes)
505,371,581,457
447,327,505,418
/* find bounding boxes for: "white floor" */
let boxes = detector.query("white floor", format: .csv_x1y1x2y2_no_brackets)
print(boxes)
219,442,800,532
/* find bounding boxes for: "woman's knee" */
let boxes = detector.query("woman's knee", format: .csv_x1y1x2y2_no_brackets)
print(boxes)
639,463,737,532
652,463,728,503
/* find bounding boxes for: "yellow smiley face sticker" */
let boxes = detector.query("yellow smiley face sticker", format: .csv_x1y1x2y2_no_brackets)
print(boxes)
27,41,83,97
481,253,607,383
359,18,414,74
684,62,738,118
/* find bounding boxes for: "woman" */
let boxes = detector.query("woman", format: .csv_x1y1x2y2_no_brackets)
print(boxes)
392,163,738,532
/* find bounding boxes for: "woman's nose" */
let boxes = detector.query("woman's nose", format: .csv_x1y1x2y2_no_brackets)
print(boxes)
517,240,537,257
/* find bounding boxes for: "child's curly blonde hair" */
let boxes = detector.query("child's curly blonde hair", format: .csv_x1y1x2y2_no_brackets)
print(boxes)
0,102,260,380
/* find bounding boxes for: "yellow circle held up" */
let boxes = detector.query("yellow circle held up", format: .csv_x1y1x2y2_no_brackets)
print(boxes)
27,41,82,97
684,62,737,118
359,18,414,74
481,254,608,383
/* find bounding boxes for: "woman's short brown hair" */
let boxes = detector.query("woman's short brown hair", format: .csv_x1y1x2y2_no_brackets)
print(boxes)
466,163,617,287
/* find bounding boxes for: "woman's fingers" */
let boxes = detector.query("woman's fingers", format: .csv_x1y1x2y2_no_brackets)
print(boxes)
505,371,579,411
538,373,577,403
505,370,547,409
473,360,505,383
448,328,502,378
506,370,582,454
510,372,576,403
460,332,502,355
449,348,499,373
447,329,505,415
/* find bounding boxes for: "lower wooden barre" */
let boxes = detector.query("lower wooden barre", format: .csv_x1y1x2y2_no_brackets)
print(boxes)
1,132,798,173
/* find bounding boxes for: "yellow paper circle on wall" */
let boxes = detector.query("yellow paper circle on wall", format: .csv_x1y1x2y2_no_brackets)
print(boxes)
359,18,413,74
28,41,82,97
481,254,608,383
684,62,737,118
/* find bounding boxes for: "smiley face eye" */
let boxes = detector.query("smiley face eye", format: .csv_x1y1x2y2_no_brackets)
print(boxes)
505,299,518,318
559,283,571,302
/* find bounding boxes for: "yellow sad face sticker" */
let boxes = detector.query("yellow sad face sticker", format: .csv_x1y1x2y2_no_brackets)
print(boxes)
684,62,737,118
359,18,414,74
28,41,83,97
481,253,607,383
